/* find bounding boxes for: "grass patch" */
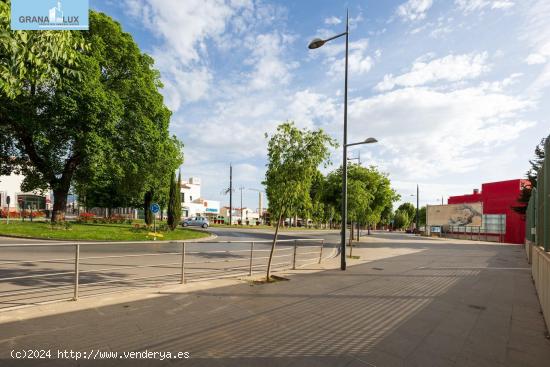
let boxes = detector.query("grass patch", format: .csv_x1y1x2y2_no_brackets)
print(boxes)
0,221,209,241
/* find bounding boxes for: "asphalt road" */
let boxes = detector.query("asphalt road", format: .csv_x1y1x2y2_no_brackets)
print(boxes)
0,227,340,310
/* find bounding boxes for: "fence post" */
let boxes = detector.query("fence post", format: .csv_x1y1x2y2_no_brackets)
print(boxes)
249,242,254,276
73,244,80,301
318,240,324,264
180,242,186,284
292,240,297,270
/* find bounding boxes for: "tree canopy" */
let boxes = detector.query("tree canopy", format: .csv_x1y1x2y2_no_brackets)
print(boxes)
0,9,182,221
263,122,336,278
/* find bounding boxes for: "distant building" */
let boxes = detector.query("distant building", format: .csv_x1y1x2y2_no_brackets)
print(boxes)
220,206,260,225
0,174,49,212
180,177,220,219
447,179,528,244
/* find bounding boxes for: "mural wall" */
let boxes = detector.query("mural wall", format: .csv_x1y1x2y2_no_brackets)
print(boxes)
427,203,483,226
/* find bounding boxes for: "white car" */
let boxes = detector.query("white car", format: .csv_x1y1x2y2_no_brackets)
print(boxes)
181,217,209,228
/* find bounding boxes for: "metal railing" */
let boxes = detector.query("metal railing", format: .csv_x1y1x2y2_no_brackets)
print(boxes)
0,239,332,309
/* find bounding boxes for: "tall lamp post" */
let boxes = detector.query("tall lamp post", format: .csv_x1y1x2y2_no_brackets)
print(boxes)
309,11,377,270
410,184,419,232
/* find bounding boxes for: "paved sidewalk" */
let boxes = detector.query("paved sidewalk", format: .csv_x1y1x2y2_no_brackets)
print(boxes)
1,234,549,366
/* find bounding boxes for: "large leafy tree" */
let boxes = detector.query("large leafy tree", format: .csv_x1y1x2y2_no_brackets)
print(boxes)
0,0,84,99
263,122,336,280
393,210,409,230
397,202,416,228
324,164,399,231
1,10,182,222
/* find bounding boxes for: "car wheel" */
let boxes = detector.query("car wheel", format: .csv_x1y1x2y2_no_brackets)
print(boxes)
182,223,188,227
202,224,208,228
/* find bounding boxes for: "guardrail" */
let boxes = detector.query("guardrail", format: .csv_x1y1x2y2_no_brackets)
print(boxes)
0,239,332,309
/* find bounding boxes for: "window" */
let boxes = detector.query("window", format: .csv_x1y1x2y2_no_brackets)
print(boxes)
180,193,185,203
17,195,46,210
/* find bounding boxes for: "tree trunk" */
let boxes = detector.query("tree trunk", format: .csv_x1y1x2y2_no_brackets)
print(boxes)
266,211,284,281
51,188,68,222
144,190,153,225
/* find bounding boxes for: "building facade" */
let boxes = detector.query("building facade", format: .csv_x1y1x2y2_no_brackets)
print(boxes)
219,207,260,225
0,174,49,213
180,177,220,219
447,179,528,244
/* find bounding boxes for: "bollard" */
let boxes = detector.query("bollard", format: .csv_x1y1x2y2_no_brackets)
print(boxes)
292,240,297,270
73,244,80,301
318,240,324,264
249,242,254,276
180,242,186,284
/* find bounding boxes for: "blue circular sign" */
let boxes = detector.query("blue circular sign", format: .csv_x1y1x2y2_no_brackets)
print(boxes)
150,203,160,214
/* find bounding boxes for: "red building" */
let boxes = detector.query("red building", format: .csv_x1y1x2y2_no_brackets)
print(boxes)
448,179,529,244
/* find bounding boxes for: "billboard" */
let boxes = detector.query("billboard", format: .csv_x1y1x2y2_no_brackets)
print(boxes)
427,203,482,226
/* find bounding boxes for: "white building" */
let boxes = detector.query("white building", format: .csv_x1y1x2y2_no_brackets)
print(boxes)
0,174,49,212
219,207,261,225
180,177,220,219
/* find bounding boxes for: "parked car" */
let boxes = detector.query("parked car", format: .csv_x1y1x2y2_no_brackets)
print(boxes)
181,216,209,228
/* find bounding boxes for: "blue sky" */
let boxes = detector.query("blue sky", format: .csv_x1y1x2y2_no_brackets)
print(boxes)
91,0,550,209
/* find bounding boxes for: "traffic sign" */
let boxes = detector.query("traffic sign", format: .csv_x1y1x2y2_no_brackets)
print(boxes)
150,203,160,214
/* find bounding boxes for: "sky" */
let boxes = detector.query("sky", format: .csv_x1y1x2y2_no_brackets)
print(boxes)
91,0,550,210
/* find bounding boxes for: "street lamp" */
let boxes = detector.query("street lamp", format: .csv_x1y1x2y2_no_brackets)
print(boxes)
410,185,419,232
309,10,375,270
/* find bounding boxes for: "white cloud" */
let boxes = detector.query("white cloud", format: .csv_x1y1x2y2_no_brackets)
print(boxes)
123,0,240,111
521,0,550,93
349,84,535,179
396,0,434,21
324,38,375,77
525,53,547,65
375,52,490,91
455,0,514,13
324,16,341,25
247,32,297,90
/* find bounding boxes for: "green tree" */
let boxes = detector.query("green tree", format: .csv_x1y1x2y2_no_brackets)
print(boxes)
1,11,182,222
323,165,399,231
167,170,177,230
0,0,85,99
397,202,416,227
513,136,546,215
393,210,409,230
263,122,336,280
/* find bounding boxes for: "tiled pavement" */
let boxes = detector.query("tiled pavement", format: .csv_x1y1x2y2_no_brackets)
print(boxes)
0,235,549,366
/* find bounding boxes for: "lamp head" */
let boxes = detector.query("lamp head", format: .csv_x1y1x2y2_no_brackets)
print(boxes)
308,38,325,49
364,137,378,144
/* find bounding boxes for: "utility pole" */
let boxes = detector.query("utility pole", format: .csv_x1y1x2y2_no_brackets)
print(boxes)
248,188,264,224
239,186,245,225
416,184,420,232
229,164,233,225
